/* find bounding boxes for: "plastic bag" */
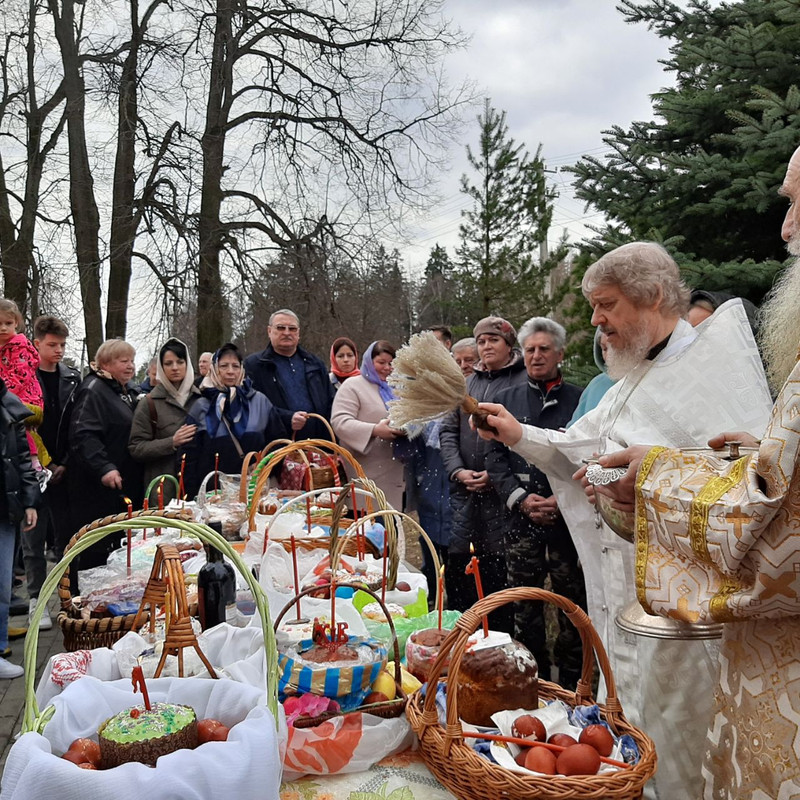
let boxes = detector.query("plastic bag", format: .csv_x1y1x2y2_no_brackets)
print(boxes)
3,676,286,800
282,711,414,780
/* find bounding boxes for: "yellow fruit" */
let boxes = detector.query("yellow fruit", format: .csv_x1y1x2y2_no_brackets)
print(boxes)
371,669,397,700
385,662,423,695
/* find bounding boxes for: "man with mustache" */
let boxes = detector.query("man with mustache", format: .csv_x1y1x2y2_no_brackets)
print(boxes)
579,145,800,799
477,241,772,798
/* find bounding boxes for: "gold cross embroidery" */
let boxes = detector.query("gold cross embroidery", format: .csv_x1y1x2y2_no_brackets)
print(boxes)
666,595,701,623
759,572,797,601
725,506,751,540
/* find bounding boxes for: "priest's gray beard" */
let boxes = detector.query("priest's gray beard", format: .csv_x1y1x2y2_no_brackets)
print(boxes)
602,320,652,380
760,243,800,391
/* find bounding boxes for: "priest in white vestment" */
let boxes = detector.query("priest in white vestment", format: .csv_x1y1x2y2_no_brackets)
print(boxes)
478,242,773,799
572,147,800,800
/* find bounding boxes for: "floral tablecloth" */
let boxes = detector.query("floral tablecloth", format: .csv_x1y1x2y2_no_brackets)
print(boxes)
280,749,457,800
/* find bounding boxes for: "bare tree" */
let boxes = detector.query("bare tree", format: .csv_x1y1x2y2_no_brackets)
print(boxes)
186,0,470,352
0,0,66,317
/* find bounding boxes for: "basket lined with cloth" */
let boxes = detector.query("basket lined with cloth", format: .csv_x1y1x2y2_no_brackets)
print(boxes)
4,516,283,800
405,587,657,800
57,508,193,652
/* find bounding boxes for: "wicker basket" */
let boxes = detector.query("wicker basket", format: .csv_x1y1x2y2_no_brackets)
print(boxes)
246,438,368,534
263,485,380,559
25,514,280,735
56,508,193,652
405,588,657,800
273,581,407,724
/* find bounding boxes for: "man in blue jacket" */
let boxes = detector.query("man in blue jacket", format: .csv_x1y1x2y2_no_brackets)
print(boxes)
243,309,334,441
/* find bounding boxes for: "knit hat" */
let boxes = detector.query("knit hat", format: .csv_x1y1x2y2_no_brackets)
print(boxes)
473,316,517,346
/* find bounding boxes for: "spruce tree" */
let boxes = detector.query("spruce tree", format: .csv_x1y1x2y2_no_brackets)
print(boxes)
456,99,557,320
569,0,800,302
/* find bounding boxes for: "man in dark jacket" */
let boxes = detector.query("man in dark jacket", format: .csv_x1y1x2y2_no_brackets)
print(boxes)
21,316,80,632
439,316,526,634
0,378,41,678
243,309,333,442
487,317,586,688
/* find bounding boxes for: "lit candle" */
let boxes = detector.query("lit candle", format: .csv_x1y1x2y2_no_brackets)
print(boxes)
214,453,219,492
125,497,133,575
157,478,164,536
465,543,489,638
142,497,148,540
305,497,312,535
290,534,302,621
437,564,445,631
131,665,152,711
179,454,186,500
381,528,388,603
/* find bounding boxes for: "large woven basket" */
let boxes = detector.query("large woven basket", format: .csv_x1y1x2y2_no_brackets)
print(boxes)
56,508,193,651
246,438,368,534
405,588,657,800
26,514,280,734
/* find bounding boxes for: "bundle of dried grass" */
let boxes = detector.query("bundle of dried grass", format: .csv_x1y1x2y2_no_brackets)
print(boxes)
388,332,495,432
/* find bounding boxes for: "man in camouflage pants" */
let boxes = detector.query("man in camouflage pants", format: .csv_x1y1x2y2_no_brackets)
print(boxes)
486,317,586,689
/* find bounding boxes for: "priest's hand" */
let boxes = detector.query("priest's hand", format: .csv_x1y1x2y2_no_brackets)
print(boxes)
572,446,651,513
707,431,760,449
473,402,522,446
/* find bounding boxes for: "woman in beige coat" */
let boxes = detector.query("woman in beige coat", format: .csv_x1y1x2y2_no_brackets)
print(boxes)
129,338,200,501
331,340,405,510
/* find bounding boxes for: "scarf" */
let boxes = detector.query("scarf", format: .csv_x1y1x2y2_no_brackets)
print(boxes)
361,341,395,409
156,338,195,407
330,336,361,380
200,345,251,438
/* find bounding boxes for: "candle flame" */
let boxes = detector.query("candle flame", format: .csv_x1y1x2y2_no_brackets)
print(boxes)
439,564,445,577
469,542,475,555
124,496,132,505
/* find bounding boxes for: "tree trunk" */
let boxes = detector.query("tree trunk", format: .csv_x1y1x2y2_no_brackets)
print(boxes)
49,0,103,355
197,0,232,353
106,0,140,340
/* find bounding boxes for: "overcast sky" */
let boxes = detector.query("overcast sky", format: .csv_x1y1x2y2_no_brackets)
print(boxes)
396,0,677,272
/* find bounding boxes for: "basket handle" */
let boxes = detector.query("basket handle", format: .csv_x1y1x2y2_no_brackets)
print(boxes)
330,509,440,600
144,474,180,504
418,587,623,743
247,439,367,533
238,449,264,502
273,581,404,702
27,515,280,734
292,412,336,443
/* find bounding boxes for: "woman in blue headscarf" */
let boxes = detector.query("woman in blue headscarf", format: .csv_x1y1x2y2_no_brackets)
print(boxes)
330,340,406,509
181,343,285,498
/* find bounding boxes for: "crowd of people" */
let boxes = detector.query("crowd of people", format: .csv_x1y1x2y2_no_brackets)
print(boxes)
2,146,800,799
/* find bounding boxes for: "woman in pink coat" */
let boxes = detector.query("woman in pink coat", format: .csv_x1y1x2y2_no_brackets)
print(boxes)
330,341,405,510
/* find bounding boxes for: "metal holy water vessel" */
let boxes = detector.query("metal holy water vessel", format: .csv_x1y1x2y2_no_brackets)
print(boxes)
585,441,756,641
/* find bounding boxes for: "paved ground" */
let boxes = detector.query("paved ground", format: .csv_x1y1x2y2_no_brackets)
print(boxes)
0,585,61,773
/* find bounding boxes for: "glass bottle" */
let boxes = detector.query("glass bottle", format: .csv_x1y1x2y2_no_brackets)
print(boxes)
198,524,236,631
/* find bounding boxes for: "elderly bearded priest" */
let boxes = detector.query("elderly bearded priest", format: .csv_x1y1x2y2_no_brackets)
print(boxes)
577,148,800,799
478,241,772,799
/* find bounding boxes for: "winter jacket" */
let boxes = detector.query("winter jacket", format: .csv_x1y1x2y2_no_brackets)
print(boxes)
439,352,526,554
128,382,201,501
331,374,405,510
181,384,281,498
243,343,333,441
36,362,80,464
0,380,41,523
67,372,143,531
486,377,583,512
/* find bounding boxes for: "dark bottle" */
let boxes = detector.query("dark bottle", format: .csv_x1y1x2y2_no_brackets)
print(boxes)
198,524,236,631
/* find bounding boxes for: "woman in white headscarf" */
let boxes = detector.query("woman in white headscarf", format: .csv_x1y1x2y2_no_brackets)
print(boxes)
129,338,200,501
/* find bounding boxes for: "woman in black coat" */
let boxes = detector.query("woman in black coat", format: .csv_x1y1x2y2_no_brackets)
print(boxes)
67,340,143,574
